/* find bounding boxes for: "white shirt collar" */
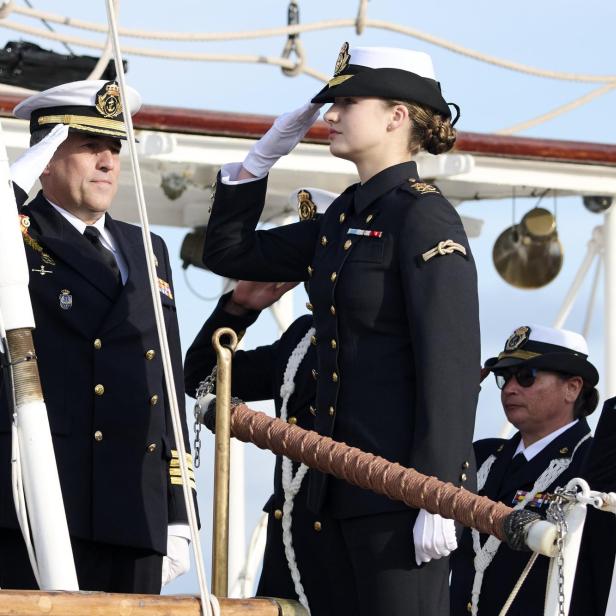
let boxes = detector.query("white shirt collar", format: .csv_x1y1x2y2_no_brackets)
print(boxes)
48,200,116,252
514,419,579,461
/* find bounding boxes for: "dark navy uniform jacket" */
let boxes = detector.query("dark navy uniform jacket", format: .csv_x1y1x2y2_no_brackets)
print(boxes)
204,160,480,518
570,398,616,616
0,191,195,555
450,420,592,616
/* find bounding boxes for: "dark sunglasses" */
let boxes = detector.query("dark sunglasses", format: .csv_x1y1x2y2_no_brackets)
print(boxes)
493,367,538,390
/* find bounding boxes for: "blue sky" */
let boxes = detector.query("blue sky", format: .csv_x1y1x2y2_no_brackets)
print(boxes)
3,0,616,595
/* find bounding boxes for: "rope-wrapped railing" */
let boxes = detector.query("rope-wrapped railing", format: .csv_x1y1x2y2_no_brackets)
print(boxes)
229,403,513,542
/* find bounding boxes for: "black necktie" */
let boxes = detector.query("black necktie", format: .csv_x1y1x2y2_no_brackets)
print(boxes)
509,452,527,473
83,226,121,286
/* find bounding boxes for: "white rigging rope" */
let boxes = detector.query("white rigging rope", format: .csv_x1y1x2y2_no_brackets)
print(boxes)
2,4,615,132
496,82,616,135
104,2,214,614
3,8,616,84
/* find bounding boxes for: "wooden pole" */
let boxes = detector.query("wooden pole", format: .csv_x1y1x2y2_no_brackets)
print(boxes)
0,590,307,616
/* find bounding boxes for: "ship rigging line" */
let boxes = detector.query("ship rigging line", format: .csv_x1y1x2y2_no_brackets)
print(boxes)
1,4,615,133
104,2,216,614
3,6,616,84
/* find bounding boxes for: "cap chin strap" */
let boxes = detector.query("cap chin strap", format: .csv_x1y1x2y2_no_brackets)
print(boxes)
448,102,461,126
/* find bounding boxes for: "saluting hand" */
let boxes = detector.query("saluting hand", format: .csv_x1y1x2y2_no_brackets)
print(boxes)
225,280,299,315
240,102,322,179
10,123,69,193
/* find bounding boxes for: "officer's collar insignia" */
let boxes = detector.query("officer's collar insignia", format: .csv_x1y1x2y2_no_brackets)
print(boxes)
158,277,173,299
95,81,123,119
505,326,531,352
409,179,439,195
59,289,72,310
297,189,317,221
334,42,350,76
19,214,56,266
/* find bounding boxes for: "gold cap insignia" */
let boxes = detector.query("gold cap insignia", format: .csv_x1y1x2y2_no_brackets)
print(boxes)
95,81,123,119
297,188,317,221
505,326,531,352
334,42,350,76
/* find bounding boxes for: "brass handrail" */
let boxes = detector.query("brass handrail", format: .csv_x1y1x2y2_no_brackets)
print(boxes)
210,327,238,597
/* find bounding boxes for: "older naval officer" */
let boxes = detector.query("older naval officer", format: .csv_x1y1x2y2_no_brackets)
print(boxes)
0,80,196,592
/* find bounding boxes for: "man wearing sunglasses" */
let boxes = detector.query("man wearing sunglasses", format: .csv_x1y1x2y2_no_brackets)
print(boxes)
450,323,599,616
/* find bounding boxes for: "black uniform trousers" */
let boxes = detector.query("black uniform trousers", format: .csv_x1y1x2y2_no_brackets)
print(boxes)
450,420,592,616
185,296,451,615
0,529,162,593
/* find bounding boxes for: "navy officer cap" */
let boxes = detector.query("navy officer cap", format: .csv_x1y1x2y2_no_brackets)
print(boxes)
13,79,141,140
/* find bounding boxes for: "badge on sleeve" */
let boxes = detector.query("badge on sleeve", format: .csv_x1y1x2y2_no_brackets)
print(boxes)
158,278,173,299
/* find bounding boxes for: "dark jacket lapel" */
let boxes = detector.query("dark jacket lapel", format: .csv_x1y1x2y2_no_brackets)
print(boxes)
23,193,120,301
480,434,521,498
499,419,591,498
99,217,152,334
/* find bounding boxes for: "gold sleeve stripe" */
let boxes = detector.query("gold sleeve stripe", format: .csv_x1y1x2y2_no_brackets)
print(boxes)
171,477,197,490
169,468,195,480
170,450,193,462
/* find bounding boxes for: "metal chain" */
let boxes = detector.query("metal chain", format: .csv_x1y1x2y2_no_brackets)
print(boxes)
193,366,217,468
547,488,570,616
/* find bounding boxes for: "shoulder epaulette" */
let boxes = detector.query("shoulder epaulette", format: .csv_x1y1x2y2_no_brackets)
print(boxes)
406,178,441,197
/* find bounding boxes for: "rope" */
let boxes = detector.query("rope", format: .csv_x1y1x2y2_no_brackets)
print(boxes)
470,433,591,616
497,552,540,616
0,1,13,19
355,0,368,35
104,2,212,615
0,20,329,81
86,0,117,81
278,326,315,614
4,10,616,84
229,403,514,539
496,82,616,135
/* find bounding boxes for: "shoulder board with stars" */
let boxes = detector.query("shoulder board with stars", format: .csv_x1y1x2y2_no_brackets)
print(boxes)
406,179,441,197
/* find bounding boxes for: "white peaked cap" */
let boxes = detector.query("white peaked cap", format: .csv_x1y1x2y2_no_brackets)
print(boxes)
14,79,142,120
350,46,436,80
525,323,589,355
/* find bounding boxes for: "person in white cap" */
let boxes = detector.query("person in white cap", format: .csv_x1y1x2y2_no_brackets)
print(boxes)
0,80,195,593
203,43,477,615
450,324,599,616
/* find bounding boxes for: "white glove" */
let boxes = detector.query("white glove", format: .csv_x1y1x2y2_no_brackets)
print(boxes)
413,509,458,565
161,528,191,586
242,102,321,177
10,124,69,193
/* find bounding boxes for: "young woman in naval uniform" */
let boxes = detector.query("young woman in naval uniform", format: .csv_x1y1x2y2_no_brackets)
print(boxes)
203,43,480,616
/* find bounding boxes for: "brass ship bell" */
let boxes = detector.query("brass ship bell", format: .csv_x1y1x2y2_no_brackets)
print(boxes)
493,207,563,289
